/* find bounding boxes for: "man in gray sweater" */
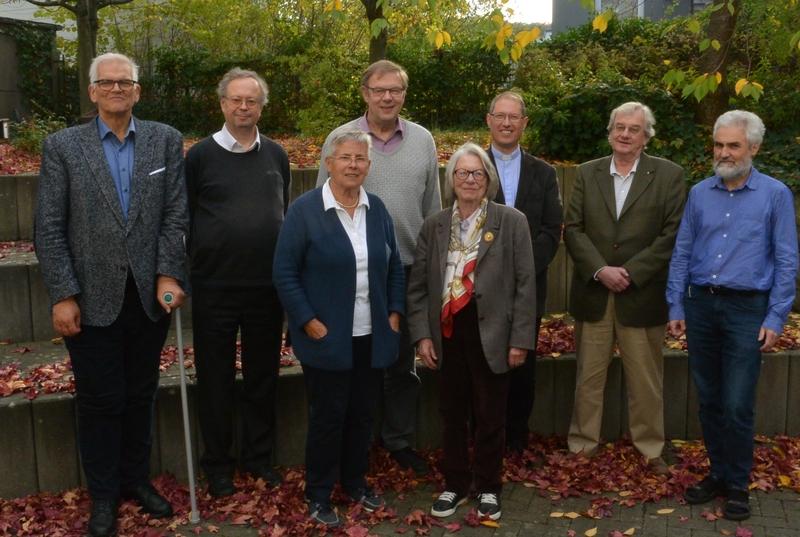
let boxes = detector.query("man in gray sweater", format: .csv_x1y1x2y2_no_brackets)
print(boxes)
317,60,441,474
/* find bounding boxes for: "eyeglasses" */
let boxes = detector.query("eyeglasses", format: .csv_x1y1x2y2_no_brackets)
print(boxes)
334,155,369,166
365,86,406,98
93,79,137,91
612,123,643,135
224,97,261,108
454,168,487,182
488,112,525,123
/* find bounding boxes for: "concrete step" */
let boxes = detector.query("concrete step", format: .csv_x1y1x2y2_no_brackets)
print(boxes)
0,246,193,342
2,331,800,498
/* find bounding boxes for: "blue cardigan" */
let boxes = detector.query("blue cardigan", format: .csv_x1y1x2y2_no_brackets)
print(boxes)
273,187,405,370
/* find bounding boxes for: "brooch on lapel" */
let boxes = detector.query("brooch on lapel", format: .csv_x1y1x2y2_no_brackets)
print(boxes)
484,231,494,242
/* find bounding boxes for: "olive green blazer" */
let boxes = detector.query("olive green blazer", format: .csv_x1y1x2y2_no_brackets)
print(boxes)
564,153,686,327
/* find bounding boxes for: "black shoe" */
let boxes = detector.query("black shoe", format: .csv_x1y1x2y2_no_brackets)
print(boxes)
723,488,751,521
348,487,386,512
207,473,235,498
242,464,282,487
121,483,173,518
430,491,468,518
477,492,502,520
88,499,118,537
308,501,340,527
389,447,429,475
684,475,727,505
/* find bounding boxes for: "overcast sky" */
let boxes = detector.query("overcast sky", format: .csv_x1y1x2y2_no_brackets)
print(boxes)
504,0,553,23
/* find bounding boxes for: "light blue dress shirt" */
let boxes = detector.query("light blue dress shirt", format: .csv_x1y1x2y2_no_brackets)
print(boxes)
666,168,798,333
491,145,521,208
97,116,136,219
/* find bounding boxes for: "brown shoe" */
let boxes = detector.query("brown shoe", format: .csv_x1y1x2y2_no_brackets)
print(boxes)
647,456,671,476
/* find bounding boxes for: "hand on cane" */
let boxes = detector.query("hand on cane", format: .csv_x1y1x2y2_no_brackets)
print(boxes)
157,275,184,312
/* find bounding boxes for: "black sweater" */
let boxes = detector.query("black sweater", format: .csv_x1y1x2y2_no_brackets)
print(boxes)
185,135,290,287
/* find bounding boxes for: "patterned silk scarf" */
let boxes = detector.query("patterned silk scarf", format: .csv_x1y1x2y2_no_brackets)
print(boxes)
440,198,488,338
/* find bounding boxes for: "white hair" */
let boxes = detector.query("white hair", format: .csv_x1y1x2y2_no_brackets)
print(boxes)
89,53,139,83
607,101,656,140
714,110,765,147
443,142,499,203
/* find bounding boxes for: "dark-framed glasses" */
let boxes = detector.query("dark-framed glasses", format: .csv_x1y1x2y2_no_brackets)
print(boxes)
365,86,406,98
454,168,487,182
93,79,137,91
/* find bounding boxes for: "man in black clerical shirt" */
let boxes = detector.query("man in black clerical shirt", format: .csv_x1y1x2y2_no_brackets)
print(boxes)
185,68,290,497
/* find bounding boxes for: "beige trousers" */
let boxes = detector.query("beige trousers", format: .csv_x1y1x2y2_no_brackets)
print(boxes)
568,293,665,459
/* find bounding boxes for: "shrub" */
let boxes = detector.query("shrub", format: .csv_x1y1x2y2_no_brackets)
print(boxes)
10,113,67,155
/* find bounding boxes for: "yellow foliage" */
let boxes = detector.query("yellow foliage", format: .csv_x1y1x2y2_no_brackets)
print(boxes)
735,78,748,95
715,72,722,84
585,528,598,537
592,12,610,33
435,31,444,49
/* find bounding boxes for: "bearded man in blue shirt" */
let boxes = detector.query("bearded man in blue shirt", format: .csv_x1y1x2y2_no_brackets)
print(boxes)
666,110,798,522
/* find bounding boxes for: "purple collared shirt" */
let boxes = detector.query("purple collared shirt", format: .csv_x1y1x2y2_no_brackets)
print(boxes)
357,114,405,154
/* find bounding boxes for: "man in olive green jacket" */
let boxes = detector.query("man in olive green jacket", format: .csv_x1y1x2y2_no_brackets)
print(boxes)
564,102,685,468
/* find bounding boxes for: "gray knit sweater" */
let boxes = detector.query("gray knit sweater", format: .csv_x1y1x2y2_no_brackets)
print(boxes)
316,118,442,265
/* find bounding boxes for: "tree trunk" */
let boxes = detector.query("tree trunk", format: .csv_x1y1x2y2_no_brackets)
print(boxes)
75,0,99,115
696,0,741,127
361,0,387,63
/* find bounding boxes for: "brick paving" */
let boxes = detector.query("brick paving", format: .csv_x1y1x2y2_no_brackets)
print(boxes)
178,483,800,536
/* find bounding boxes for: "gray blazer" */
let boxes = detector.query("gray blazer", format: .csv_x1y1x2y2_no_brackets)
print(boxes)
35,118,189,326
407,201,537,374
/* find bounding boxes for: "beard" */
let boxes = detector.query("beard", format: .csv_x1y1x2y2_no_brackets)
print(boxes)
714,156,752,180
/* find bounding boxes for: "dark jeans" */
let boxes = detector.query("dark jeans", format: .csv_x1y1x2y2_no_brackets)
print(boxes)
192,285,283,477
65,276,170,501
505,316,542,446
684,285,768,490
440,300,509,495
302,335,381,505
381,265,420,451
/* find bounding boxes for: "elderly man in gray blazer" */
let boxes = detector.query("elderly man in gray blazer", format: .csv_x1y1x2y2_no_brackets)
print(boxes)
35,53,188,537
407,143,536,522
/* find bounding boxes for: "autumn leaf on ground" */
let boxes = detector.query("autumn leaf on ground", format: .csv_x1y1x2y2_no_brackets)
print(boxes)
736,527,754,537
479,519,499,528
585,527,598,536
656,508,674,514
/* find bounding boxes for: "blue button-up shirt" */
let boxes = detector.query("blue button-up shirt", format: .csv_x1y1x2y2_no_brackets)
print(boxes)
666,167,798,333
491,145,521,208
98,116,136,219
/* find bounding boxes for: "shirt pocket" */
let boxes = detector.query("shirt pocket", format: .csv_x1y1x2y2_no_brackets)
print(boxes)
736,217,765,242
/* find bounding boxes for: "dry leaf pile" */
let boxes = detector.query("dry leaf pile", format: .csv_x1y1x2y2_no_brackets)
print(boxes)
1,436,799,536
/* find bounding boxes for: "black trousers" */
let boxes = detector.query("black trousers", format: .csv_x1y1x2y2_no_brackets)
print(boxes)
505,316,542,445
302,335,381,505
192,285,283,476
66,275,170,501
440,300,510,495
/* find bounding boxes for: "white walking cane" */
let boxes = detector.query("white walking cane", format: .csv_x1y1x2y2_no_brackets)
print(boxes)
163,292,200,524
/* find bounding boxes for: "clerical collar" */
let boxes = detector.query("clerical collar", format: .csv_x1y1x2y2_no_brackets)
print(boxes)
491,145,521,162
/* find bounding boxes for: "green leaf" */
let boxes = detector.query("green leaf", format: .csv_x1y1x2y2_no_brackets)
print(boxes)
711,39,721,51
699,38,710,52
682,83,695,98
727,1,735,15
790,30,800,51
687,19,701,34
370,17,389,38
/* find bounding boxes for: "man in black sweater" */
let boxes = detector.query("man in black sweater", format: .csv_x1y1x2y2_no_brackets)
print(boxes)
185,68,290,497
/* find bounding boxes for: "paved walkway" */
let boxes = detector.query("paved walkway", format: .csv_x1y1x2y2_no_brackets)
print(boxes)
174,482,799,537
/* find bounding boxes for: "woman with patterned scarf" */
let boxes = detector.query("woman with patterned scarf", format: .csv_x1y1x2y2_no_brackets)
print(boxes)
407,142,537,521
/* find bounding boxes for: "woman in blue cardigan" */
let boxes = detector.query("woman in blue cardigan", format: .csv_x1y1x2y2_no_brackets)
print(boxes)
273,130,405,528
